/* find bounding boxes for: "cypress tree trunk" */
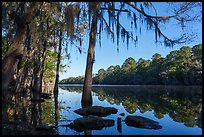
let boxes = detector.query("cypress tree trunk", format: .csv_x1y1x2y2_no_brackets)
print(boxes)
2,29,25,123
32,46,46,100
54,29,62,98
2,28,26,98
14,59,24,94
31,102,41,127
2,3,37,100
21,59,31,93
54,25,63,125
39,46,47,93
32,50,41,100
82,5,98,108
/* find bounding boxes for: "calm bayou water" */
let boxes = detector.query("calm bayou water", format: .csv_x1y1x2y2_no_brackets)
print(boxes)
56,85,202,135
3,85,202,135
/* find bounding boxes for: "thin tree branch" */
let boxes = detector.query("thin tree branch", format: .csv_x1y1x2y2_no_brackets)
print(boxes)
100,14,114,38
100,7,129,12
125,2,191,45
125,2,175,21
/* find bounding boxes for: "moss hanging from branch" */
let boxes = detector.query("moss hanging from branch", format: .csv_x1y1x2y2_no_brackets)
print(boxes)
133,13,137,30
65,4,74,37
116,13,120,47
126,31,130,48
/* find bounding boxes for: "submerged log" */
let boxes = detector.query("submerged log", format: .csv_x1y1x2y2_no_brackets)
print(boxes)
69,115,114,132
74,106,118,117
124,115,162,130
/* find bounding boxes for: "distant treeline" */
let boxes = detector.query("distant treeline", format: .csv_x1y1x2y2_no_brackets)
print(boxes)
60,44,202,85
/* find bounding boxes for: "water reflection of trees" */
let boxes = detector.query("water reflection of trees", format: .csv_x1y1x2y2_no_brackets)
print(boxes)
60,86,202,128
2,91,61,134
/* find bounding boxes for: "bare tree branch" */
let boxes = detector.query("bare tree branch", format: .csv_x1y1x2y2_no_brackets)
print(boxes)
125,2,175,21
100,7,129,12
125,2,197,46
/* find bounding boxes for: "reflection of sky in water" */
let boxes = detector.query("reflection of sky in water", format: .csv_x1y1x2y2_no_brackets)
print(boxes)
57,87,202,135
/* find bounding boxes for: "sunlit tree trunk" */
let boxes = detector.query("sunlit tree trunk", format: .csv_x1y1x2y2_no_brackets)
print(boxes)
82,5,98,108
14,58,24,94
2,27,26,123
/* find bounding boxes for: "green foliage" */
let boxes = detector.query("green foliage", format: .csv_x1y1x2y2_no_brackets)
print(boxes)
59,76,84,84
2,36,11,60
192,44,202,62
43,49,66,83
121,57,137,73
60,44,202,85
41,99,56,124
94,69,106,84
44,50,58,79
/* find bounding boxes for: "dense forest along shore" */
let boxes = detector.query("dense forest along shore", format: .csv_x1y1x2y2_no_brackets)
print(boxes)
60,44,202,86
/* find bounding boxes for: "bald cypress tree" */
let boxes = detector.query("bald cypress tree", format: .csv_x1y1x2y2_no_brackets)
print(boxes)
80,2,201,107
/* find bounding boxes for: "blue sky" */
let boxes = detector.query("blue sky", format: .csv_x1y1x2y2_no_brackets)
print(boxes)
59,2,202,80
